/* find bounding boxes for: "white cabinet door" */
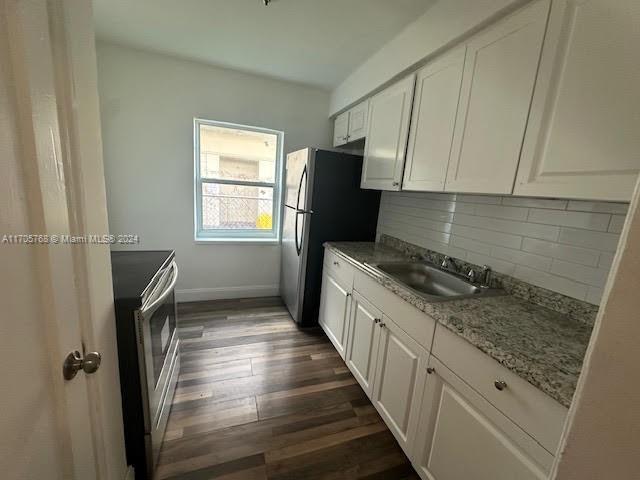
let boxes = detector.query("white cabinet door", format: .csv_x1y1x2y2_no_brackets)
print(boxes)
413,357,553,480
347,99,369,142
444,0,550,194
403,47,465,192
344,291,382,396
371,315,427,454
514,0,640,201
318,270,351,359
332,111,349,147
361,75,416,191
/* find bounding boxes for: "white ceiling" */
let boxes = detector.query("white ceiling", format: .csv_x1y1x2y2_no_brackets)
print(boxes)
93,0,434,90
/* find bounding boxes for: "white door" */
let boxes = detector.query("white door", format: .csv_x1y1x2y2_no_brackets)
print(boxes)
344,291,382,395
403,47,466,192
413,357,552,480
361,75,415,191
318,271,352,358
514,0,640,201
371,315,427,454
0,2,127,479
444,0,550,194
347,99,369,142
332,111,349,147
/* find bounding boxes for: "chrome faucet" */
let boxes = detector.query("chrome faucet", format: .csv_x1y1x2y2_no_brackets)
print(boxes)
480,265,492,288
440,256,456,272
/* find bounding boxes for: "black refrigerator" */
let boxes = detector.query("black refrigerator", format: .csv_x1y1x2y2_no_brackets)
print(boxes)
280,147,380,326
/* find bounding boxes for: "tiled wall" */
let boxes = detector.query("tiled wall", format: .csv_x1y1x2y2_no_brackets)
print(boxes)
376,192,629,305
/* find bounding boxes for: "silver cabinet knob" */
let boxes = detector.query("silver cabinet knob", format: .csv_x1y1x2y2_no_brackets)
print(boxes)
63,350,102,380
333,261,340,266
392,181,400,186
346,292,351,297
379,323,386,328
374,318,381,324
494,380,507,391
426,367,435,375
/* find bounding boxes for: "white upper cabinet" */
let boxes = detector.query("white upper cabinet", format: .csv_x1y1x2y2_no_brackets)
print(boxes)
332,111,349,147
403,47,466,192
514,0,640,201
332,99,369,147
361,75,416,191
444,0,550,194
347,99,369,142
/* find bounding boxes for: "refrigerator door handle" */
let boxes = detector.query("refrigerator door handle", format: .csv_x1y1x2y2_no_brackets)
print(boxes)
294,211,302,256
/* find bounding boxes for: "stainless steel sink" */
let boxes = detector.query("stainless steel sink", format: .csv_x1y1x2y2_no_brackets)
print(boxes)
366,261,505,301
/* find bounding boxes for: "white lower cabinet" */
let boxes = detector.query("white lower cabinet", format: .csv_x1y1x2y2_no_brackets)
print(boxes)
412,357,553,480
371,315,428,454
319,256,563,479
318,269,352,359
344,292,382,396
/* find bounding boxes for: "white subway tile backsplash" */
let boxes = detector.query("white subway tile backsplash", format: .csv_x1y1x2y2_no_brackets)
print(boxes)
586,287,604,305
451,235,492,256
490,246,553,271
558,228,621,252
466,252,516,276
608,215,626,234
474,204,529,221
456,194,502,205
454,213,560,241
383,204,455,223
501,197,568,209
521,238,600,267
598,252,616,270
550,260,609,288
514,265,590,300
377,191,628,304
450,224,522,249
566,201,629,214
528,209,611,231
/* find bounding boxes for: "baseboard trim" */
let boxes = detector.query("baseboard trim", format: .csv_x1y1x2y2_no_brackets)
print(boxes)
176,284,280,302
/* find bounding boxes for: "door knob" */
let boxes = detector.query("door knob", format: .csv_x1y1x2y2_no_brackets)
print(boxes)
63,350,102,380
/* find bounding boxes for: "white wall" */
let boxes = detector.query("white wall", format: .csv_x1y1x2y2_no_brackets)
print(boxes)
329,0,529,115
96,42,332,301
377,192,628,304
551,180,640,479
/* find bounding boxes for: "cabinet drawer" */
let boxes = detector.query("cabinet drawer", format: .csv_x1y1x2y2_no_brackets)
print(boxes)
353,271,435,350
432,325,568,453
323,249,356,289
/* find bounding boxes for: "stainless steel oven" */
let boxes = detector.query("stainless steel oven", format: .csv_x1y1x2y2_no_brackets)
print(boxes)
135,259,180,474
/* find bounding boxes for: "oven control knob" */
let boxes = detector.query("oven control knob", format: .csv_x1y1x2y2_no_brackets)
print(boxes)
63,350,102,380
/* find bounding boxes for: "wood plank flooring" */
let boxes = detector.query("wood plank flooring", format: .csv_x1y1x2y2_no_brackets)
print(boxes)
156,297,419,480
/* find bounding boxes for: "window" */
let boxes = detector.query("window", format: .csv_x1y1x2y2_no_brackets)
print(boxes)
194,119,284,242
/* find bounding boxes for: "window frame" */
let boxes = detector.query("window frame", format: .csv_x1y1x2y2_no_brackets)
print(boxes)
193,118,284,243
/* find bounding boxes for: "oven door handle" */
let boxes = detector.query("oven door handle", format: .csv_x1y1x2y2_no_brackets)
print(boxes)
141,261,178,315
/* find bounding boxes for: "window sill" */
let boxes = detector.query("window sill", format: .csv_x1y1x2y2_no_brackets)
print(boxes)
194,237,280,246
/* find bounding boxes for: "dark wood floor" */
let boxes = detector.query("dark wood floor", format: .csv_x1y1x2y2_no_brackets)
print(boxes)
156,297,419,480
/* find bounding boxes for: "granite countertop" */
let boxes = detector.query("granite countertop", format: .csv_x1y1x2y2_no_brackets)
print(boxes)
325,241,593,408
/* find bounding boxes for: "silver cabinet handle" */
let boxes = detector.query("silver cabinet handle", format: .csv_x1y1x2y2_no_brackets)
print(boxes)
426,367,435,375
379,322,386,328
494,380,508,391
374,318,381,324
392,181,400,186
346,292,351,297
333,261,339,266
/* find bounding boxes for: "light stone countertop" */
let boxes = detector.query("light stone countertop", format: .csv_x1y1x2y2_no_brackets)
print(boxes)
325,241,594,408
